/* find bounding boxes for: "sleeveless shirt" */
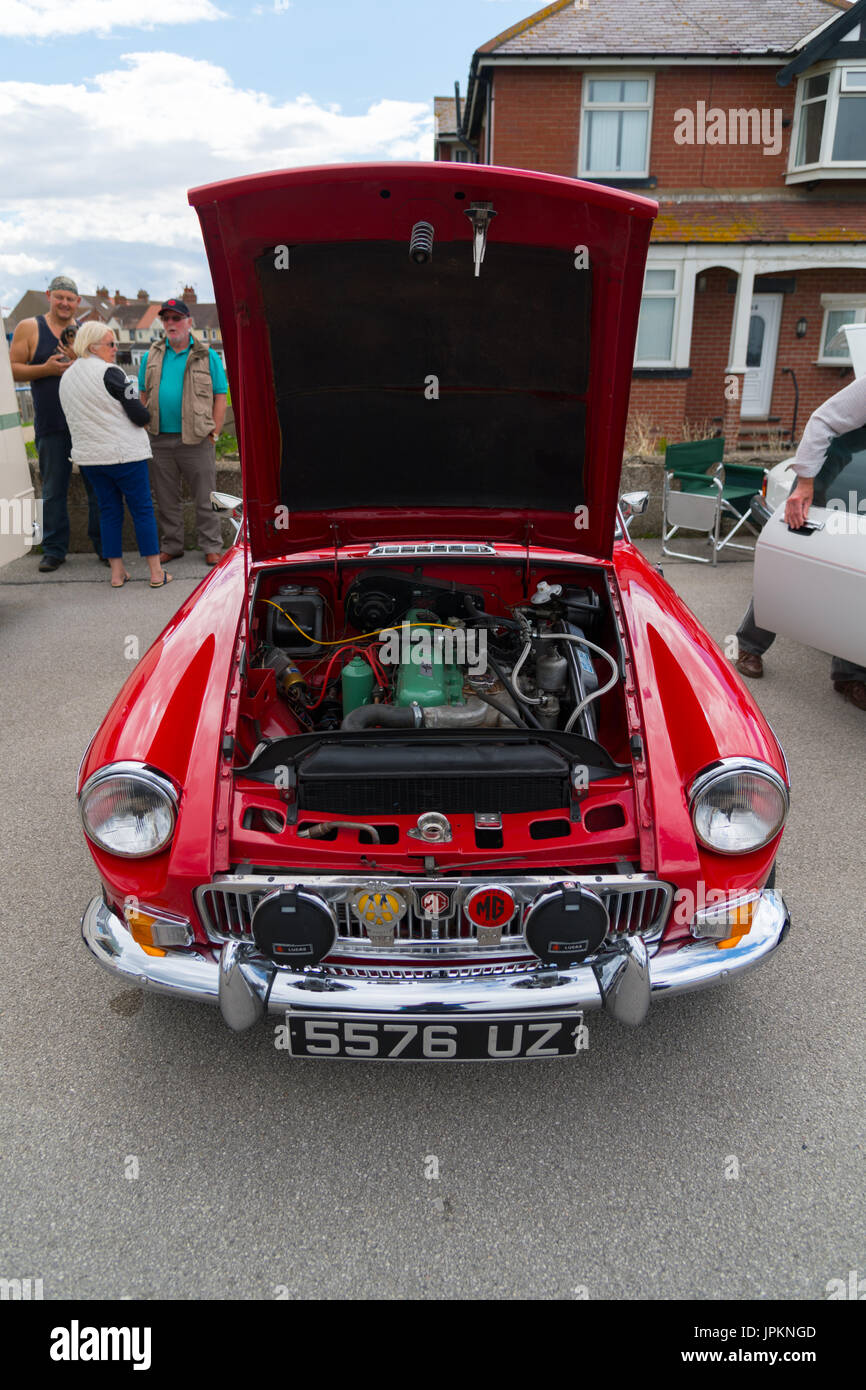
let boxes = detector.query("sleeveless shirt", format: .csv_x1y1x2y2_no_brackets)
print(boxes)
30,315,68,440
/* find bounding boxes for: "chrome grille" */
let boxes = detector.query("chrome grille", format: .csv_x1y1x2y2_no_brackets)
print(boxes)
325,960,538,981
196,874,672,958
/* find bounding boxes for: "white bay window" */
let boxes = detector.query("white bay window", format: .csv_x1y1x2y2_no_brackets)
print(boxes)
789,62,866,181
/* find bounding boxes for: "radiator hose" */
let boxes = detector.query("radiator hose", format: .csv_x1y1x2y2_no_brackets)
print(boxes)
341,704,419,731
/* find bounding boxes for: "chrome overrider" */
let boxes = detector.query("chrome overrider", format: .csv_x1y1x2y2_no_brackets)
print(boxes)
81,890,790,1036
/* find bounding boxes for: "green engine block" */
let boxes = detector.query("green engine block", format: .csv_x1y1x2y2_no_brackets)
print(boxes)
392,607,464,708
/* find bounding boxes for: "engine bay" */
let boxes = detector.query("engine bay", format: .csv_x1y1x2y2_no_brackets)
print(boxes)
225,555,646,860
243,561,626,748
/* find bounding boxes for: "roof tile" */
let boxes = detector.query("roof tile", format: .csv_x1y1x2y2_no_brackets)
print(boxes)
485,0,852,57
652,198,866,240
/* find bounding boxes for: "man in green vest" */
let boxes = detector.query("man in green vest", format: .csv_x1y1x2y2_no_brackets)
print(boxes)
138,299,227,564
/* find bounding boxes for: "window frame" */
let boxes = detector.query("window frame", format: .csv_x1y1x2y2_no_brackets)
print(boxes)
578,72,654,180
817,296,866,366
788,60,866,179
633,263,680,368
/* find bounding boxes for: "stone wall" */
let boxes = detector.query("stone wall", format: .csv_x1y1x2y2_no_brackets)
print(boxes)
37,449,784,550
618,456,663,537
30,458,242,554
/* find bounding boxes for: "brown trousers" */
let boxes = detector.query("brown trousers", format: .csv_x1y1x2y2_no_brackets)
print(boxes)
148,433,222,554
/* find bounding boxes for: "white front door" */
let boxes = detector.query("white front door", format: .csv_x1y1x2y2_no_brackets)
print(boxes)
740,294,782,420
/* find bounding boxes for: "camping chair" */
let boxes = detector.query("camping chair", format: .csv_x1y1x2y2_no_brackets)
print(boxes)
715,459,767,556
662,437,725,565
662,439,766,564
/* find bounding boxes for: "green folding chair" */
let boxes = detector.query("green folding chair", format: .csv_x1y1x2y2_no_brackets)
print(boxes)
662,439,766,564
662,438,725,565
716,459,767,556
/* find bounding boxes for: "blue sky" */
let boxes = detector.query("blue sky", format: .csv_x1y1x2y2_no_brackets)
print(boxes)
0,0,535,313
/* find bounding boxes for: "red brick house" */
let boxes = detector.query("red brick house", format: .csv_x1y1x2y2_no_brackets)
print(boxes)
435,0,866,450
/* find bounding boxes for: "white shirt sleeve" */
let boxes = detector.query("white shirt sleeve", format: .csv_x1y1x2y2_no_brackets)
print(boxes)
791,374,866,478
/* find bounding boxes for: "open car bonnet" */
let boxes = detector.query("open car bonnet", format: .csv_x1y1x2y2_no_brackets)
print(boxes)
189,163,657,560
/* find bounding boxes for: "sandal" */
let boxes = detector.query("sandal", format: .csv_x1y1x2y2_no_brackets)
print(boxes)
111,572,130,588
150,572,174,588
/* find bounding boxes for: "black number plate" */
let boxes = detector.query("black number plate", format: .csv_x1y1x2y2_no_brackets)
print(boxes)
283,1012,587,1060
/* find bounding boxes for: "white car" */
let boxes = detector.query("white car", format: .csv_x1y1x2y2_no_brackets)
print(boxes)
0,317,40,568
753,325,866,668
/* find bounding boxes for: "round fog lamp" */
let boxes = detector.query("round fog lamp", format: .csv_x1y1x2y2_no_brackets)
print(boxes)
252,888,336,968
524,884,609,966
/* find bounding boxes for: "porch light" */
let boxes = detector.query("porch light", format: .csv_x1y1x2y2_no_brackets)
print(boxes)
796,317,808,338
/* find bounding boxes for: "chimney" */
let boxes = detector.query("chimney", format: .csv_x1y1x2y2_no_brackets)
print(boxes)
95,285,109,298
137,288,148,301
114,289,127,305
182,285,197,304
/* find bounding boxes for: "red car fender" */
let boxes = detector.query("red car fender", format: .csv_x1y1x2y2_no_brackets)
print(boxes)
78,551,247,917
614,542,786,927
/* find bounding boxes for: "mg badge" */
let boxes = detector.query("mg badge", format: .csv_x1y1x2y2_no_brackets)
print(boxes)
463,886,517,944
419,889,451,919
351,886,408,947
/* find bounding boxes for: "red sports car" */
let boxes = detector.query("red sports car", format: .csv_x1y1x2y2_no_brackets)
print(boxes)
79,163,790,1060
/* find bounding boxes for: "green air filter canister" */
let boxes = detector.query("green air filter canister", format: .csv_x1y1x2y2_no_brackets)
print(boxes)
341,655,375,717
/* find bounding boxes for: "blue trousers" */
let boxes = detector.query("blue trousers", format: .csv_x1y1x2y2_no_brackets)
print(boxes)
78,460,160,559
37,428,102,560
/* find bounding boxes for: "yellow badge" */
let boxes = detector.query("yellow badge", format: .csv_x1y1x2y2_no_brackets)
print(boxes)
352,887,408,930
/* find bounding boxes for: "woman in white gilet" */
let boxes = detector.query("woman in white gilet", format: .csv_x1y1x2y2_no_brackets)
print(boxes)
59,322,172,588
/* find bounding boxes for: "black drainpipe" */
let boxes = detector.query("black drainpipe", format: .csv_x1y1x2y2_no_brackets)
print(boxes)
454,80,480,162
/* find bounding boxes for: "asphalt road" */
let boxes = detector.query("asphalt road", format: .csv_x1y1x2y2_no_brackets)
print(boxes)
0,542,863,1301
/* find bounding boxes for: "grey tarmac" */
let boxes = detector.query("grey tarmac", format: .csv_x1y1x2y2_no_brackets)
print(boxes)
0,543,863,1300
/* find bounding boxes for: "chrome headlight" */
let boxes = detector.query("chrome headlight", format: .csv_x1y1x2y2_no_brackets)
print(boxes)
79,763,179,858
688,758,788,855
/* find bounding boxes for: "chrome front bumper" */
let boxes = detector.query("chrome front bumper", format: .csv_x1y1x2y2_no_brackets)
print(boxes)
81,891,790,1035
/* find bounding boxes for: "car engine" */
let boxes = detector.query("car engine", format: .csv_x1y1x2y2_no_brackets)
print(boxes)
251,569,620,743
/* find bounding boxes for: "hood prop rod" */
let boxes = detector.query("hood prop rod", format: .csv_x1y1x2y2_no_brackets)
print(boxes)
330,522,341,595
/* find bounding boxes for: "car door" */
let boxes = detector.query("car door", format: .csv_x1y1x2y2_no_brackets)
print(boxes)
754,426,866,666
0,318,39,567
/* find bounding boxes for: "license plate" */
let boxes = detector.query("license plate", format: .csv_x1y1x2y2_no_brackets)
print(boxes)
283,1011,587,1060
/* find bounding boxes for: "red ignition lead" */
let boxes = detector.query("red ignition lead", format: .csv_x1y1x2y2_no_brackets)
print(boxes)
304,644,388,711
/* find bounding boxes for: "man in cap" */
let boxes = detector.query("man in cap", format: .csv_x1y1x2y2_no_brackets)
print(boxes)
138,298,227,565
9,275,104,571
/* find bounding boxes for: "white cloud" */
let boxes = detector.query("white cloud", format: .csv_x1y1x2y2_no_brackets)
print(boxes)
0,251,55,275
0,52,433,304
0,52,432,190
0,0,226,39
